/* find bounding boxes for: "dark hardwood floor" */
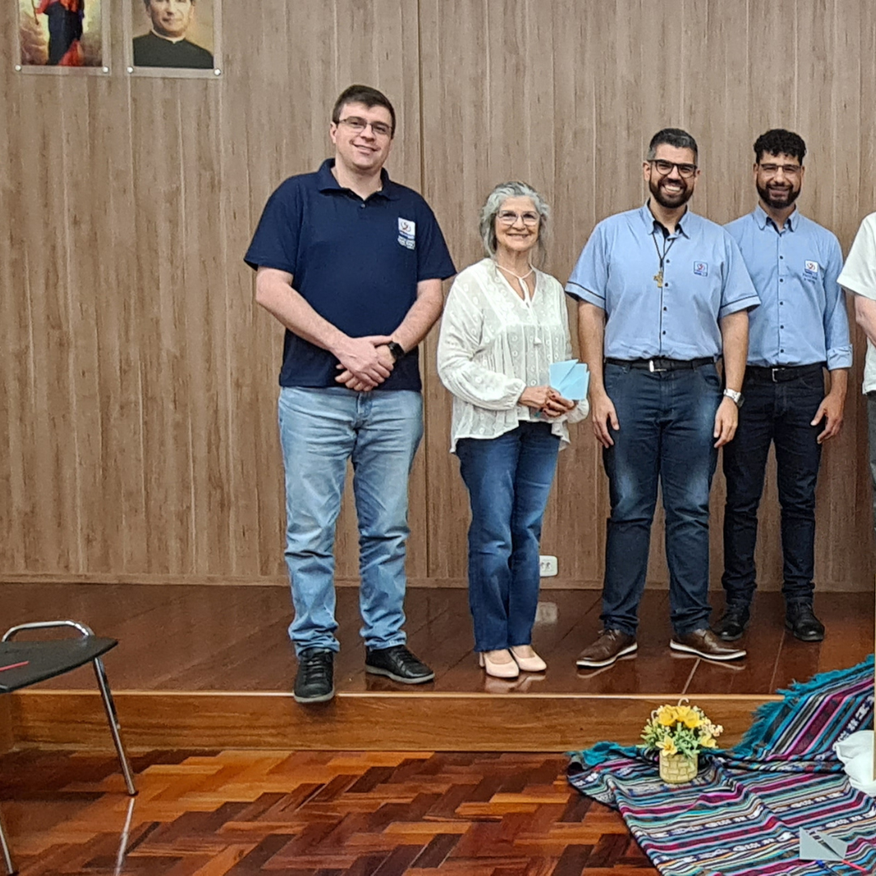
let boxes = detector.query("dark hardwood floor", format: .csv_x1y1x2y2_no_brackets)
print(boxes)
0,583,870,696
0,748,658,875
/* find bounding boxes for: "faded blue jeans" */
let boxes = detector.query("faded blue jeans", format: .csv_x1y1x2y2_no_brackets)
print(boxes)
601,362,722,636
457,422,560,652
278,387,423,655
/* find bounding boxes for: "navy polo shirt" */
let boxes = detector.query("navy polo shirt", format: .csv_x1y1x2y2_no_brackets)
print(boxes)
245,159,456,391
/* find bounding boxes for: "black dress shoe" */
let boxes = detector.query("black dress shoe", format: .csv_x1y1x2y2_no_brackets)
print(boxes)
294,648,335,703
785,604,825,642
365,646,435,684
712,604,750,641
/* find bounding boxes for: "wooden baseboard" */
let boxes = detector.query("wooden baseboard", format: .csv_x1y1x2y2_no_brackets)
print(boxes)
10,689,776,753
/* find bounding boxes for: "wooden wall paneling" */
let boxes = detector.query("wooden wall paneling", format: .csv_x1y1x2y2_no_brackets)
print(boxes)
0,38,25,575
2,0,875,591
91,73,146,576
129,81,194,576
17,76,81,575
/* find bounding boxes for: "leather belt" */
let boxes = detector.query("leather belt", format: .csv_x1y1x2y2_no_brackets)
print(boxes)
605,357,715,373
745,363,824,383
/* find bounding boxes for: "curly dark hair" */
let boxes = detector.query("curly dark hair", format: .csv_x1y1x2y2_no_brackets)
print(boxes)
754,129,806,164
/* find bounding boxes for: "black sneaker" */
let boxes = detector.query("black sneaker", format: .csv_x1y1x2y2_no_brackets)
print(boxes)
365,645,435,684
294,648,335,703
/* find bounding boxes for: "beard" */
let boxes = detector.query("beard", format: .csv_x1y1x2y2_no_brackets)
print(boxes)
757,181,800,210
649,176,693,209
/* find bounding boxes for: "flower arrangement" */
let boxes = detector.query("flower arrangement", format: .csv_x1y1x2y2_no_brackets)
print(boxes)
640,699,723,760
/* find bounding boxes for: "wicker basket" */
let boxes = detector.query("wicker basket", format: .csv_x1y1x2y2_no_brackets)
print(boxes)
659,751,698,784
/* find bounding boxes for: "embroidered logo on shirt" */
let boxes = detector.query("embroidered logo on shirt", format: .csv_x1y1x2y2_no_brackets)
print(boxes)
398,218,416,250
804,260,819,280
693,262,709,276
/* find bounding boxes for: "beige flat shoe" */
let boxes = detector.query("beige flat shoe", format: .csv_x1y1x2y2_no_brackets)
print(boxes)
478,650,519,679
510,646,547,673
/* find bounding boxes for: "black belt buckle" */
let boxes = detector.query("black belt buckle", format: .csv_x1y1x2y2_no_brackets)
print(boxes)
648,358,668,373
770,367,781,383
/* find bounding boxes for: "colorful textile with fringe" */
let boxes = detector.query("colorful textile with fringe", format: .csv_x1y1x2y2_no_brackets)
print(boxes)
567,658,876,875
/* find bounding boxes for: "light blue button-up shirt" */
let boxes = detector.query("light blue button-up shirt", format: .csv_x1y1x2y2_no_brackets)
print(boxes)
724,206,852,370
566,204,759,360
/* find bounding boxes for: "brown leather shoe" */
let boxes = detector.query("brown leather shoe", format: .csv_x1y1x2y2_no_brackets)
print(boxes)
576,629,637,668
670,628,746,661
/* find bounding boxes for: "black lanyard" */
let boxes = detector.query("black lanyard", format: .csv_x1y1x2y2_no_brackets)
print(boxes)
652,229,677,289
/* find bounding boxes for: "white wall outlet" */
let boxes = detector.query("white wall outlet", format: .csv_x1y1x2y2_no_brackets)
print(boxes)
539,555,558,577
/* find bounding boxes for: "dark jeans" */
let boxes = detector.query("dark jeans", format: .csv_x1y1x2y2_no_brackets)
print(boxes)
457,422,560,652
601,362,721,636
722,368,824,606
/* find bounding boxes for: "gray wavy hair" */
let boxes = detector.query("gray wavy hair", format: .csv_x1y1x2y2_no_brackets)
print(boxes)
479,181,550,263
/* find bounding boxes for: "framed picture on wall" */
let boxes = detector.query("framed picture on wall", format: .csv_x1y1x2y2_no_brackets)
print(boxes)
124,0,221,78
16,0,109,72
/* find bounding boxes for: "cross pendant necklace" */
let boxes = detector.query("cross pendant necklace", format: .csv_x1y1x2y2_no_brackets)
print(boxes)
651,230,676,290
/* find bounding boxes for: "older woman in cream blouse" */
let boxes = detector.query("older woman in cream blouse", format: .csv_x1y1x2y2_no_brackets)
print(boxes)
437,181,588,678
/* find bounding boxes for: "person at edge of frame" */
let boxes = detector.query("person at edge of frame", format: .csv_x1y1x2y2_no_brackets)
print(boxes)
714,129,851,645
567,127,760,671
244,84,456,704
838,215,876,538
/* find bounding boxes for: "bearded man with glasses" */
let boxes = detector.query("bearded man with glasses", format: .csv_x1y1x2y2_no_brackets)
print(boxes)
715,129,851,645
567,128,759,669
245,84,455,703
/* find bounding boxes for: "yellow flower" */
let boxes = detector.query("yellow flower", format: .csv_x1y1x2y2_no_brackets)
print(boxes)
674,705,702,729
700,734,717,749
659,737,678,755
657,707,677,726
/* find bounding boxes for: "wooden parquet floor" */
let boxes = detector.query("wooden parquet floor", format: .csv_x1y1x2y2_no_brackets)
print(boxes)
0,748,657,875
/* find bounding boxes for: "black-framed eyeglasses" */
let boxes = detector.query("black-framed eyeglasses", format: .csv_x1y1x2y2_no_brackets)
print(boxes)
497,210,540,227
648,159,698,179
336,116,393,138
758,162,802,177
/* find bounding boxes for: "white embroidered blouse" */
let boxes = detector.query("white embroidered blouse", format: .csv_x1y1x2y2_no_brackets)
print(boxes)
437,258,589,452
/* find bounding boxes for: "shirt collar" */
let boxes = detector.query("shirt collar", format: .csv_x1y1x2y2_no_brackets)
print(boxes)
639,201,691,239
150,30,187,44
754,203,798,232
316,158,399,200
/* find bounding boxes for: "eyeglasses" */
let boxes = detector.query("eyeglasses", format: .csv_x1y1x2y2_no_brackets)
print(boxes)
648,159,698,179
758,163,802,177
497,211,540,227
336,116,393,138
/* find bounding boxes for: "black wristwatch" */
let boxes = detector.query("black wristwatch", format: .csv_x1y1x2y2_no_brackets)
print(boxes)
386,341,405,362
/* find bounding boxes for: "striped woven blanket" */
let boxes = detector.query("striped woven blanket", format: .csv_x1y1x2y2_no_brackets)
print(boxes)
568,658,876,876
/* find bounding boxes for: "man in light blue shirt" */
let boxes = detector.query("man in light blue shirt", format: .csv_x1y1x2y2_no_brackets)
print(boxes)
716,129,851,645
567,128,759,669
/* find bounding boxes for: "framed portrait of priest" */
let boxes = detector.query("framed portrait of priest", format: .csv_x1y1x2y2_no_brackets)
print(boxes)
125,0,221,78
16,0,109,72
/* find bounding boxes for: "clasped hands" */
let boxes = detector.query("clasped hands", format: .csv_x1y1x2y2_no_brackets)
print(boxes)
334,335,396,392
519,385,575,419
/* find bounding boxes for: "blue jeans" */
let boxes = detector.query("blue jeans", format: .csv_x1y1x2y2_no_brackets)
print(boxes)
722,369,824,606
277,387,423,655
456,423,560,652
602,362,721,636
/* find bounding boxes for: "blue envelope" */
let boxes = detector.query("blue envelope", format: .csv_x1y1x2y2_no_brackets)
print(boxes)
549,359,589,401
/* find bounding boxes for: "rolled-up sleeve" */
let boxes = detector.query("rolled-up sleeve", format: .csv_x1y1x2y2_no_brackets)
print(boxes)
718,233,760,318
565,225,608,309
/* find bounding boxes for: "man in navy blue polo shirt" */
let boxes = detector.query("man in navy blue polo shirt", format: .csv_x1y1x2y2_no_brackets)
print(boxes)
245,85,455,704
714,130,851,645
567,128,760,669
